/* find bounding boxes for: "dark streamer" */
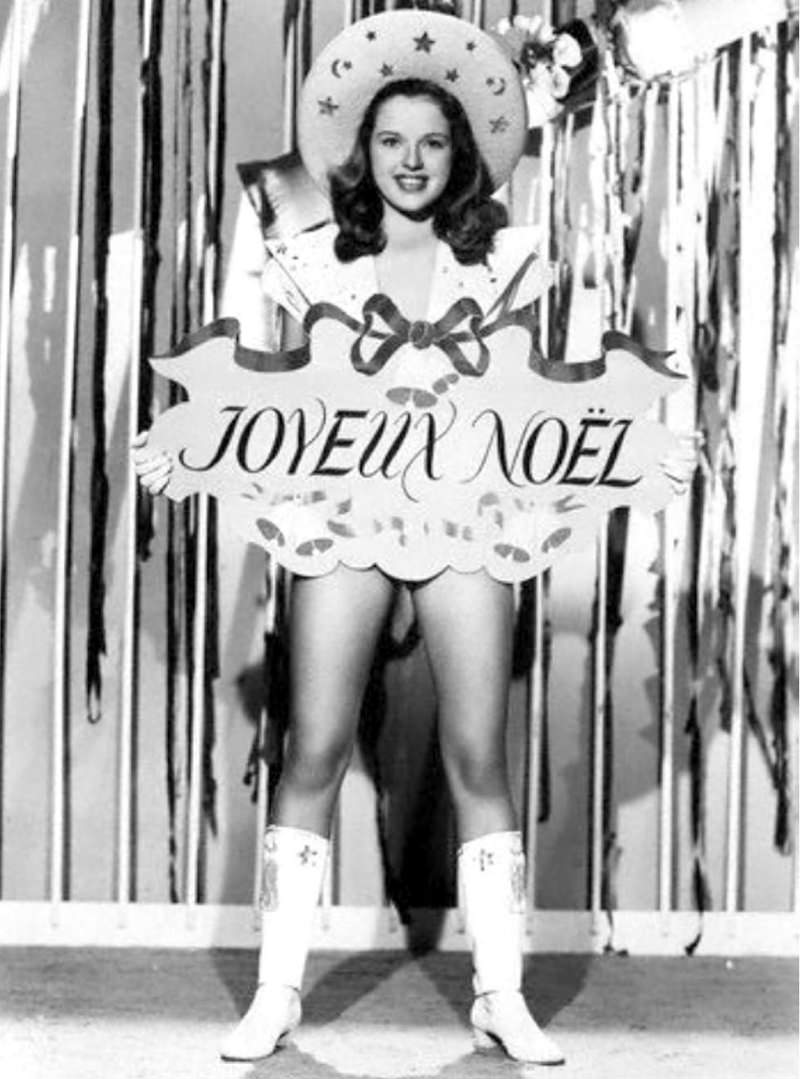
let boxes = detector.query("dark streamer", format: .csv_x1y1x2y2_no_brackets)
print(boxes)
200,0,227,317
86,0,115,723
682,58,734,942
195,0,229,848
684,465,712,952
766,390,791,853
599,509,628,936
202,502,220,844
164,0,195,903
742,667,790,851
764,20,796,855
715,44,743,736
136,0,165,560
741,27,798,854
539,572,553,823
164,502,181,901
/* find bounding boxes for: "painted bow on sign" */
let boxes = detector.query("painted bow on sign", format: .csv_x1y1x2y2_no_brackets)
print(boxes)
146,319,687,582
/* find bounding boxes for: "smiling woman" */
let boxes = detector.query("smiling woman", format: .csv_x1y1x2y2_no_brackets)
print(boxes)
369,94,453,213
196,9,568,1067
118,2,797,1072
0,1,795,1077
330,77,507,266
129,6,697,1066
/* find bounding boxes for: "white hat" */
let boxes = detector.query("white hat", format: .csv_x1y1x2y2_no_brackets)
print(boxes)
298,10,527,194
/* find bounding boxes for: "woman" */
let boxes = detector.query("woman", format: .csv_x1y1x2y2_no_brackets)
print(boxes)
134,8,693,1067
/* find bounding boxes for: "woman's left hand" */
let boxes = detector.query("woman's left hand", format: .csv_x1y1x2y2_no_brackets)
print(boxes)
659,431,703,496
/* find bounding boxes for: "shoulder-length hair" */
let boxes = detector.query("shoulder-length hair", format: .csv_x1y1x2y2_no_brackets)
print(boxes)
329,78,507,266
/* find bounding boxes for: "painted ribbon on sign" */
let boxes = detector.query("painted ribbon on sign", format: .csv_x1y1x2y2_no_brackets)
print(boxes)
147,316,687,582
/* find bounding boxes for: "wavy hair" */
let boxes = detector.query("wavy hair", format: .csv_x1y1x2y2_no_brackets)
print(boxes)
329,78,507,266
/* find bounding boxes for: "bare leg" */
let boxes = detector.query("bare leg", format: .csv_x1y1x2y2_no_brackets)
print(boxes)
410,568,516,842
271,565,397,837
221,565,395,1063
411,569,563,1066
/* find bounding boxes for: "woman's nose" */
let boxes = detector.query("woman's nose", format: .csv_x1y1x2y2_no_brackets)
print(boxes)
403,142,423,169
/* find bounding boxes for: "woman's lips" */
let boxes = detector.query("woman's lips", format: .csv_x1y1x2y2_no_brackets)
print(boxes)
395,175,428,191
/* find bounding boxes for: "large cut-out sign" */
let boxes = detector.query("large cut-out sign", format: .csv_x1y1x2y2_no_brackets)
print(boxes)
148,317,686,582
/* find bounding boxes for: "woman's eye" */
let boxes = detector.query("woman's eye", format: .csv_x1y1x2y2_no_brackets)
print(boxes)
379,136,399,147
425,138,448,150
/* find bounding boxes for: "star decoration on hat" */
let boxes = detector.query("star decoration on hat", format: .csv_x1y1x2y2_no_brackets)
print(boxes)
466,40,477,51
489,115,510,133
380,62,395,76
318,96,339,116
413,30,435,52
445,68,459,82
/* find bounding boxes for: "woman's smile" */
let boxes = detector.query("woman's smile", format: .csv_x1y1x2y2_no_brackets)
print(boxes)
394,173,429,191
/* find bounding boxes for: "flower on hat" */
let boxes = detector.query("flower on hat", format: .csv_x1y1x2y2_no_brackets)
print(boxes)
495,14,595,127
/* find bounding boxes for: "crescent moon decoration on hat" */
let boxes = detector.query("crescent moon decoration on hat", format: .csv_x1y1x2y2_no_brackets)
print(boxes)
298,10,528,194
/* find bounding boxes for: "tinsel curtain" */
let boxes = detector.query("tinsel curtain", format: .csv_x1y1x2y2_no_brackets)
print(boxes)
0,0,795,926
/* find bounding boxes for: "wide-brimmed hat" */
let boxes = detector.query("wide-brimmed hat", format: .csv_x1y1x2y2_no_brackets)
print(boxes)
298,10,527,194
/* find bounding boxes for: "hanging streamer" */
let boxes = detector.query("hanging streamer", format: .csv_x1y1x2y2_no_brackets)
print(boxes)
136,0,165,560
86,0,115,724
694,43,739,766
682,54,725,948
198,0,227,838
52,0,95,910
600,70,633,940
164,0,196,903
0,0,25,898
761,19,797,854
185,0,228,909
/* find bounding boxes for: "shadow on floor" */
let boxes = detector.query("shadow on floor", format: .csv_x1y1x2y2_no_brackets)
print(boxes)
412,950,592,1030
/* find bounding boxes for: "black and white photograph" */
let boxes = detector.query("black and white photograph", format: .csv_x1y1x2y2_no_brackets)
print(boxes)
0,1,797,1077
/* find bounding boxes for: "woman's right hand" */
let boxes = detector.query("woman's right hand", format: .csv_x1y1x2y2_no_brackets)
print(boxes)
131,430,174,496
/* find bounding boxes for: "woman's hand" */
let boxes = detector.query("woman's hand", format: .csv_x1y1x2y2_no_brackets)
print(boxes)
659,431,703,496
131,429,174,496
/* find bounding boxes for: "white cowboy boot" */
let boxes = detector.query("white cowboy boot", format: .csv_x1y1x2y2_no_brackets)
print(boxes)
459,830,565,1066
220,825,328,1061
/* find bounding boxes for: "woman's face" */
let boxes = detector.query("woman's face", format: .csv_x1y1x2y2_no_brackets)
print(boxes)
368,94,452,216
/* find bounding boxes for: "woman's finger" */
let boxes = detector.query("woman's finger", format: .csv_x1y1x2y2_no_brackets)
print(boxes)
131,450,172,472
133,459,169,480
140,471,170,495
141,462,173,484
148,474,170,495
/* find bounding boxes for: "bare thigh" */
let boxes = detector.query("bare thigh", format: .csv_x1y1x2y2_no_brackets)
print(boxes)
411,569,516,840
271,565,396,834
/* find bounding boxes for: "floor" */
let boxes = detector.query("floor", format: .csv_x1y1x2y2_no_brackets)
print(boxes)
0,949,796,1079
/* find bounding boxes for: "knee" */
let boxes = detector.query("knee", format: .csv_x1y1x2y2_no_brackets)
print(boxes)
282,730,353,795
442,739,508,801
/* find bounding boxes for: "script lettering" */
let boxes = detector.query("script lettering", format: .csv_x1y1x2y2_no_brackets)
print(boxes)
178,405,245,472
358,411,412,480
311,409,369,477
597,419,641,487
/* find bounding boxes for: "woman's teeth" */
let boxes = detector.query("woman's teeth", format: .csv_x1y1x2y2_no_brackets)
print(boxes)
396,176,427,191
